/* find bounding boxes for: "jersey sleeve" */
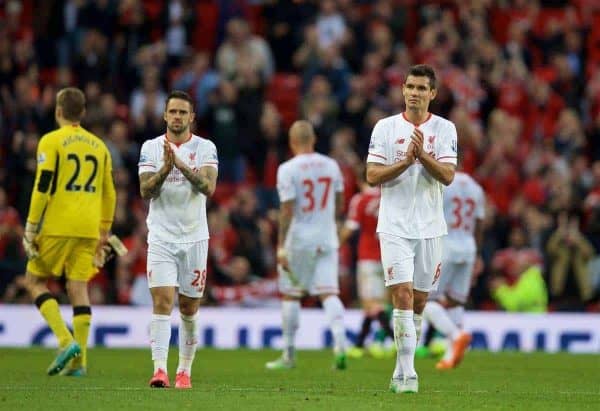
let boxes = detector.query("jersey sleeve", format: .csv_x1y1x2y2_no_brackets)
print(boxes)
344,193,361,231
138,141,157,174
27,135,57,224
100,149,117,232
366,120,388,164
276,164,295,202
474,184,485,220
437,121,458,165
199,140,219,170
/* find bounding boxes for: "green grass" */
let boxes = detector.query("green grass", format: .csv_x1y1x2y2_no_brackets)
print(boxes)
1,348,599,410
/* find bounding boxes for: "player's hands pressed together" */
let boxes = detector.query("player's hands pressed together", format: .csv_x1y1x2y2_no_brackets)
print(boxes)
406,141,417,164
410,127,424,159
160,139,175,176
172,146,187,171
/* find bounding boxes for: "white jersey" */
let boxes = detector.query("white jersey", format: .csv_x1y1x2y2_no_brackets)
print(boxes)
277,152,344,250
138,134,218,243
367,112,458,239
443,171,485,261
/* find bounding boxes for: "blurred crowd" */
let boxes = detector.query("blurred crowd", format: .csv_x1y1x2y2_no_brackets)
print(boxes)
1,0,600,312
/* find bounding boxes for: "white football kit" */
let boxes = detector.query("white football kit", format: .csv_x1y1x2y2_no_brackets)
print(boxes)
276,152,344,296
367,112,458,291
138,134,218,298
432,171,485,303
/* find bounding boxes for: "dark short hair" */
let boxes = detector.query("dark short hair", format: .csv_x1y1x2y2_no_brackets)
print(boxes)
165,90,194,111
407,64,437,89
57,87,86,121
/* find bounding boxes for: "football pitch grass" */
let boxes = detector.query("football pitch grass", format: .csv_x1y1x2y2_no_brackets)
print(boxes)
1,348,599,410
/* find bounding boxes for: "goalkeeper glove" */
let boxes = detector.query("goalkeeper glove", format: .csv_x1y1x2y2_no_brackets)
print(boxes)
22,222,39,259
94,235,128,268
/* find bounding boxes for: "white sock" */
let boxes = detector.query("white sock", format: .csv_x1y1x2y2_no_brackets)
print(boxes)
177,313,198,374
448,306,465,329
423,301,460,340
282,300,300,360
392,309,416,378
322,295,346,353
150,314,171,373
413,313,423,344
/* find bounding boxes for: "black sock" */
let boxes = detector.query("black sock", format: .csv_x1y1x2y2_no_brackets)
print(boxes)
376,310,394,340
355,316,373,348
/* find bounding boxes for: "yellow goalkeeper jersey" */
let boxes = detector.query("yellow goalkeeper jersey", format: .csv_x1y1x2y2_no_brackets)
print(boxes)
27,124,116,238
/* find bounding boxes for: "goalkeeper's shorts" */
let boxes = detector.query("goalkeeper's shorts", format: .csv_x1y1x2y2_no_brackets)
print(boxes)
26,236,98,281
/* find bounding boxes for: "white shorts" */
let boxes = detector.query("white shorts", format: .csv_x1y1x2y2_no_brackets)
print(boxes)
357,260,385,300
278,247,339,297
379,233,442,292
429,255,475,304
147,239,208,298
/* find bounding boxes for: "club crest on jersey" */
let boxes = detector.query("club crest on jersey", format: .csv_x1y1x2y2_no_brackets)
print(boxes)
37,152,46,164
189,152,196,162
395,138,405,144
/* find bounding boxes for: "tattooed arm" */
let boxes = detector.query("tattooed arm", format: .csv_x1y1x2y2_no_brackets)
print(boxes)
139,139,174,200
178,164,218,197
139,171,169,200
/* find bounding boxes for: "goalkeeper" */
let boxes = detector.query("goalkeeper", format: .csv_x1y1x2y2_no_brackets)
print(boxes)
22,87,121,377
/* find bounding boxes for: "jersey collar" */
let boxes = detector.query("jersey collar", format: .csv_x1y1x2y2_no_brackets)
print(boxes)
402,112,432,127
165,132,192,147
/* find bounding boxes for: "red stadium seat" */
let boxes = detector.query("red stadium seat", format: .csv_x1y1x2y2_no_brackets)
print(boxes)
267,73,301,128
193,2,219,52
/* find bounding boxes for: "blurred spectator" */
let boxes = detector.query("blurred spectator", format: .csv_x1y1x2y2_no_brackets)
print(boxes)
263,0,316,72
303,46,350,105
489,264,548,313
546,212,596,306
172,51,220,116
315,0,347,49
0,186,24,296
160,0,195,69
228,187,272,277
216,18,274,81
254,102,287,211
203,80,246,183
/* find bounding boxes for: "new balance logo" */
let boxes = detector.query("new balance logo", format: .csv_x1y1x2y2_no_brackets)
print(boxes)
387,266,394,280
189,153,196,161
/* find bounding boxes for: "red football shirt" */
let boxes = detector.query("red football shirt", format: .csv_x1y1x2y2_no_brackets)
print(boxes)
345,187,381,261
